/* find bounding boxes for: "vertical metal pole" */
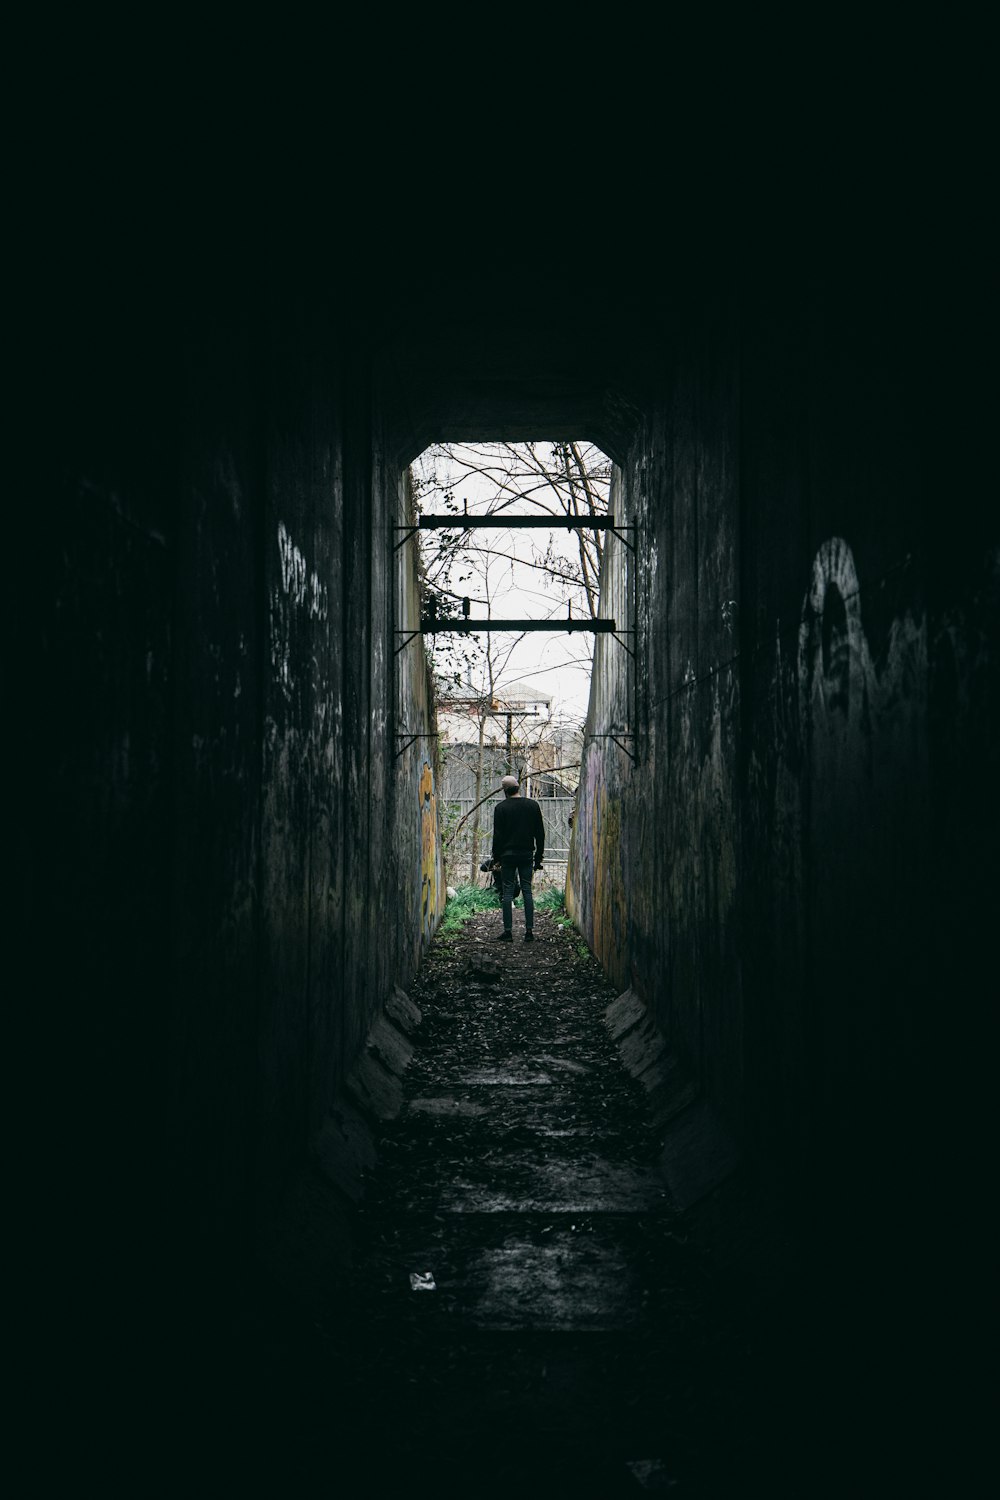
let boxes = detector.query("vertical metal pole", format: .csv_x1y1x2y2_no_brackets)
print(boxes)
470,713,486,883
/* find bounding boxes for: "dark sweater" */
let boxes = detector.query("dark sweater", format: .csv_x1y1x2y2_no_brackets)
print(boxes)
492,795,545,862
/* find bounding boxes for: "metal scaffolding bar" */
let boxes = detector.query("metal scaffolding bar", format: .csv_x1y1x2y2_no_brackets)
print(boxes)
417,514,617,530
419,618,616,634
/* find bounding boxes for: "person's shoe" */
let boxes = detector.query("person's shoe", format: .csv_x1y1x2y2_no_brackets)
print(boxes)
524,930,535,943
496,931,513,942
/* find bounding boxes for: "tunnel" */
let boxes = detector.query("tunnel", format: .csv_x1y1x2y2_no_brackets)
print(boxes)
35,224,994,1495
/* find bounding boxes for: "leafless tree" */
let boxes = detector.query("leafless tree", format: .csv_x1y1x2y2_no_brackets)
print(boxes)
413,440,611,697
415,440,611,622
414,441,608,882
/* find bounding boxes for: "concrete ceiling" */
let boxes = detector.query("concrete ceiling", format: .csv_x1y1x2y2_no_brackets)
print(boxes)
366,257,673,467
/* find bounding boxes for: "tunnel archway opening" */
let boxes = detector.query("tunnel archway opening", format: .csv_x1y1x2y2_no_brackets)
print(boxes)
369,413,728,1483
403,439,615,896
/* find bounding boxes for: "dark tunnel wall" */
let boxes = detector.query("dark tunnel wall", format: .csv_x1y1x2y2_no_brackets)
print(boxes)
568,298,744,1128
568,281,998,1290
32,231,994,1441
40,281,445,1304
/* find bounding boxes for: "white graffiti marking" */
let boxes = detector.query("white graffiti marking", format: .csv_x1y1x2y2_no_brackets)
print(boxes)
270,523,330,700
277,523,328,620
798,537,875,725
797,536,926,762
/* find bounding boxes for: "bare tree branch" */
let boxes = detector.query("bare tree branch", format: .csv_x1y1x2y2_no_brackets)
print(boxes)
412,440,611,698
443,763,581,847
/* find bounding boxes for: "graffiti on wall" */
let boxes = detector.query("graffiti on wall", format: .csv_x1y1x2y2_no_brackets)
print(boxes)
567,738,629,987
797,536,926,770
270,522,329,702
798,536,874,732
573,530,929,1001
419,760,439,942
591,771,627,972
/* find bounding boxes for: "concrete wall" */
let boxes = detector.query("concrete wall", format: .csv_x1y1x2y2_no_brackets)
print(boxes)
568,281,998,1281
395,468,447,953
41,280,444,1311
35,238,993,1447
568,299,743,1130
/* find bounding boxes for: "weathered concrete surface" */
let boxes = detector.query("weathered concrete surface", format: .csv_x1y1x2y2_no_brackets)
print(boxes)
438,1155,664,1214
42,279,446,1342
345,1036,406,1123
658,1100,742,1214
348,908,753,1492
385,985,423,1036
261,996,420,1306
606,989,700,1129
567,282,998,1433
37,224,992,1491
462,1238,640,1331
312,1100,377,1204
606,987,737,1210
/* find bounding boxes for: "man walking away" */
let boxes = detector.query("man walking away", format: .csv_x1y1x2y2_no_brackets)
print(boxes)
492,774,545,943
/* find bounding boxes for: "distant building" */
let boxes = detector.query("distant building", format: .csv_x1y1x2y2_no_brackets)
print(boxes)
437,678,552,748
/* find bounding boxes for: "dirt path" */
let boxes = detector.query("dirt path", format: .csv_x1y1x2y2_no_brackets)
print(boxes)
348,904,752,1496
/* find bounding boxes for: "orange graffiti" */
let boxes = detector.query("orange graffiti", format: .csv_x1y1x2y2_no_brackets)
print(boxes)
420,761,438,937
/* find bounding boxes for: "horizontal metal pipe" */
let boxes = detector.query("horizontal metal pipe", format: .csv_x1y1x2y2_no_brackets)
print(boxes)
418,514,615,530
420,618,616,633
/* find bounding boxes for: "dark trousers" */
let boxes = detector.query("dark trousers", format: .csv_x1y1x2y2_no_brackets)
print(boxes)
501,857,535,933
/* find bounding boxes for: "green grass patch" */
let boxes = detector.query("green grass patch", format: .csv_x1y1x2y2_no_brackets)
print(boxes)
541,894,591,958
438,883,500,936
436,881,584,948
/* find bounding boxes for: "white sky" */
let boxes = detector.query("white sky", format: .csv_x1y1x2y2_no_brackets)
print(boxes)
412,442,611,730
